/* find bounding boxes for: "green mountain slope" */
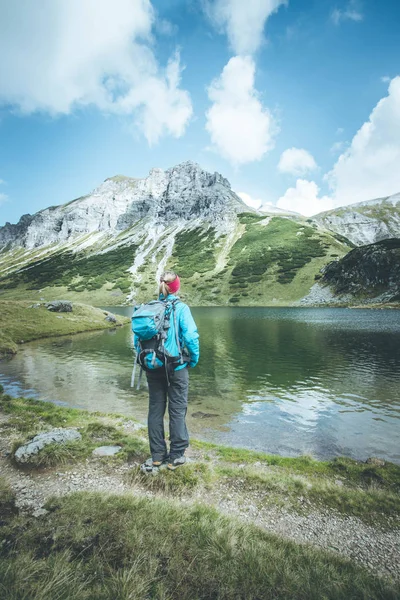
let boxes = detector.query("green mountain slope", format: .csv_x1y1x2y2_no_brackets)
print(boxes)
0,215,350,306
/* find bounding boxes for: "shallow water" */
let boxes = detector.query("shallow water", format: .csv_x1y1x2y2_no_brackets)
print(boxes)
1,307,399,463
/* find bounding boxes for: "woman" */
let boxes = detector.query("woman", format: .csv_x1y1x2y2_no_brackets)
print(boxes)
140,270,199,473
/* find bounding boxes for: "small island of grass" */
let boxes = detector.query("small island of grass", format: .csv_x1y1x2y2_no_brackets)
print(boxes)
0,300,130,357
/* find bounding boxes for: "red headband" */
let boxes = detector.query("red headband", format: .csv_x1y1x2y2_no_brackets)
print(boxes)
162,274,180,294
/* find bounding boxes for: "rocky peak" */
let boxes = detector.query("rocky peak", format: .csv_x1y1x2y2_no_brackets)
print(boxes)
0,162,248,250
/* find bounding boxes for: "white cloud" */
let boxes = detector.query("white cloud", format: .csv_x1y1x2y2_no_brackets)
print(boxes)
381,76,391,84
278,148,317,175
204,0,287,55
277,180,333,216
326,76,400,205
206,56,276,165
278,76,400,215
330,141,346,154
331,1,363,25
237,191,263,209
0,0,192,144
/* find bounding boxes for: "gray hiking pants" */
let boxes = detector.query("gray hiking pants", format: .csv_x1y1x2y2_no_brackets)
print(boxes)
146,367,189,462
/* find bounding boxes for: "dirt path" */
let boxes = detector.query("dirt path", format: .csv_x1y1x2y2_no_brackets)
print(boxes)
1,423,399,583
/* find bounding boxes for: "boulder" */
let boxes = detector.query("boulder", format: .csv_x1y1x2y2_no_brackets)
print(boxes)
92,445,122,457
14,428,82,464
29,303,41,309
46,300,73,313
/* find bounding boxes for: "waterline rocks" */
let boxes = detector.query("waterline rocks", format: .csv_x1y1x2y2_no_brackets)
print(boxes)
14,428,82,465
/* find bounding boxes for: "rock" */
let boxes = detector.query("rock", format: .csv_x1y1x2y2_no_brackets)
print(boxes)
191,411,219,419
365,457,386,467
335,479,344,487
29,303,41,309
321,239,400,301
92,445,122,457
314,193,400,246
32,507,48,518
105,314,117,323
45,300,73,313
14,428,82,464
0,161,250,251
301,239,400,306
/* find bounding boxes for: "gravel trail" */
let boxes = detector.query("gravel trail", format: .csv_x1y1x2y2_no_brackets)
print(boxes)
1,424,399,582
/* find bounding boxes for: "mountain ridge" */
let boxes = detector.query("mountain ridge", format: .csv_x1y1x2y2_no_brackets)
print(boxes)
0,162,398,307
313,192,400,246
0,161,250,251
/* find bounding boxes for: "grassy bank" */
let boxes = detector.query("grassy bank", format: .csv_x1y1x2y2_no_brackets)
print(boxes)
0,300,129,356
1,392,400,526
1,392,400,598
1,491,398,600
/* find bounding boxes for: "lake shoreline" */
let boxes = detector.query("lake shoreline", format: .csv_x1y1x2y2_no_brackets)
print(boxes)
1,390,399,597
0,300,130,357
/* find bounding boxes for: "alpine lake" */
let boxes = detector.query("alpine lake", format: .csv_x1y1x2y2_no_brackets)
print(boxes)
1,306,399,464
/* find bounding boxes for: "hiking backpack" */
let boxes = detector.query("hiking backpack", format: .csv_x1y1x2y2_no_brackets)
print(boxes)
130,298,187,388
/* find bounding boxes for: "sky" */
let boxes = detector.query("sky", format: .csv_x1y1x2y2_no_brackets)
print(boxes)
0,0,400,225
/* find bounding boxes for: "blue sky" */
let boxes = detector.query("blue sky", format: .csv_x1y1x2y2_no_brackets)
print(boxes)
0,0,400,224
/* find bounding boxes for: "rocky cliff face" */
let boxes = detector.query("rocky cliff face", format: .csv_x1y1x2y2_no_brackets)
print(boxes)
314,193,400,246
0,162,248,251
321,238,400,301
300,239,400,306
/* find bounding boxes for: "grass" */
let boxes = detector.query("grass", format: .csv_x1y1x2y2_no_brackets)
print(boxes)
191,440,400,491
3,214,394,308
171,227,218,278
0,244,138,292
228,217,343,288
0,492,398,600
0,391,148,468
0,300,129,356
0,476,16,522
129,462,212,495
1,392,400,526
216,465,400,525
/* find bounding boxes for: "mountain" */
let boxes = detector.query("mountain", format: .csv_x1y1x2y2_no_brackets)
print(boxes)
313,193,400,246
0,161,247,251
302,239,400,306
0,161,355,306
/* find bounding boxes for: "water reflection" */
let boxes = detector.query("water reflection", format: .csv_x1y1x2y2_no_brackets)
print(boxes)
1,307,399,462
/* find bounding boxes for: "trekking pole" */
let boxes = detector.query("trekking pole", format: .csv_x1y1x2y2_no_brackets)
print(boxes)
131,356,137,388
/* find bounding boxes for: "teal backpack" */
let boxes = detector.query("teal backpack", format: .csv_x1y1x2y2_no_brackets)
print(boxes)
131,298,187,388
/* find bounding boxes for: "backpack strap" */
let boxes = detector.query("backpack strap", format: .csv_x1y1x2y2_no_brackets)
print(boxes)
172,299,184,366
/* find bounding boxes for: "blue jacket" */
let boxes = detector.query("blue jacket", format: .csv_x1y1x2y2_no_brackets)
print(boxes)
134,294,200,369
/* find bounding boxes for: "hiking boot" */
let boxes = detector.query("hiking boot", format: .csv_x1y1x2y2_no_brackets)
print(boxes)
140,457,168,474
167,456,186,471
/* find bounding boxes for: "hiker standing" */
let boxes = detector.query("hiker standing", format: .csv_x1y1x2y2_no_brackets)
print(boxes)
132,271,199,472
